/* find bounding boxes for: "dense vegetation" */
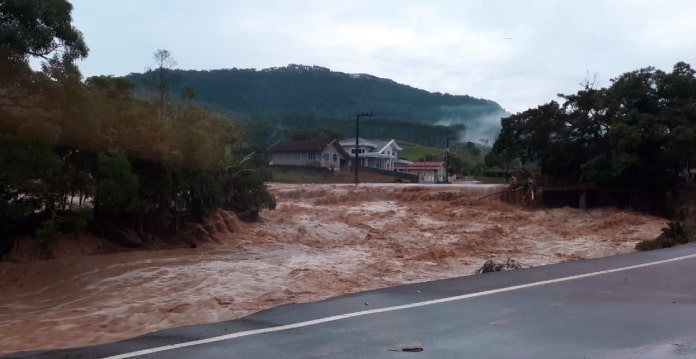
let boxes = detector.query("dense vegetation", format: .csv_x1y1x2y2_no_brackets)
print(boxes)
490,62,696,241
127,65,504,123
126,65,507,149
0,1,275,256
490,62,696,189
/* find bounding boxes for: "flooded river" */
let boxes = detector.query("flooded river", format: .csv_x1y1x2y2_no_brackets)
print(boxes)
0,183,667,355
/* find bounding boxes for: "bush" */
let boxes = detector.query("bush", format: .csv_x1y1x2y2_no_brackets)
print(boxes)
95,153,139,216
35,219,59,238
636,221,691,251
55,208,94,233
35,219,60,258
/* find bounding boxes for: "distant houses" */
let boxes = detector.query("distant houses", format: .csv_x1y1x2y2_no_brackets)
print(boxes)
267,139,351,171
267,137,446,183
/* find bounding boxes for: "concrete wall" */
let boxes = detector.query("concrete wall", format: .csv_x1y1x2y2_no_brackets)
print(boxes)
357,166,418,182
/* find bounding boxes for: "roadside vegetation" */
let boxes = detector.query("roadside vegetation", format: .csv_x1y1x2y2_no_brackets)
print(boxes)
635,221,693,251
489,62,696,248
0,1,275,258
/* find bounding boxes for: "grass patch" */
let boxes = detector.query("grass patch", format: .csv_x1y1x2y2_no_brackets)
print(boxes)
399,142,446,162
399,142,485,165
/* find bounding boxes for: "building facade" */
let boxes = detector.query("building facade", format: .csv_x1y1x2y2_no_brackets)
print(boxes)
267,139,350,170
394,161,446,183
339,138,403,171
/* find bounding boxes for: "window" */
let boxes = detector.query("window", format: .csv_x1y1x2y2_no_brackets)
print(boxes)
308,153,316,160
323,153,329,161
333,154,338,161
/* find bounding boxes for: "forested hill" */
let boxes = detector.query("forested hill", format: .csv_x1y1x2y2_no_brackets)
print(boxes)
125,64,506,124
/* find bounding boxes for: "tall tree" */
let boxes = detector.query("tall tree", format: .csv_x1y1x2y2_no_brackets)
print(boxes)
0,0,87,102
151,48,177,120
492,61,696,189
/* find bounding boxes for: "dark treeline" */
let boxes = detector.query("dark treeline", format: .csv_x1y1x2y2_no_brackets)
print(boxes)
127,64,504,149
240,113,466,149
126,65,504,124
489,62,696,214
0,1,275,256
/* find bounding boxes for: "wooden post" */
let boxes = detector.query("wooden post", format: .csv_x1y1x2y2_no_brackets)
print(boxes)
579,189,588,209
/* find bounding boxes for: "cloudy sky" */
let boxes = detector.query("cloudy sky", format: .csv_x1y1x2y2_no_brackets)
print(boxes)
69,0,696,113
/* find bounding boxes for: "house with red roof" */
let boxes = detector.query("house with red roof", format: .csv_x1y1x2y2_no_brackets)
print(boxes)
394,161,446,183
267,139,351,171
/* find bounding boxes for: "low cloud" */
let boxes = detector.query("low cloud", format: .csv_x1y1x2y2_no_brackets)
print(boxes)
437,106,510,146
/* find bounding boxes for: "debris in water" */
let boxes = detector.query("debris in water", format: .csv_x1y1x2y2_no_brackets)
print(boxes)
475,258,526,274
388,347,424,352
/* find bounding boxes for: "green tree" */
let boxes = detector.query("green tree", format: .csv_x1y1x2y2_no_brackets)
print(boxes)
492,61,696,190
95,153,139,216
465,141,481,156
0,0,87,62
1,0,88,110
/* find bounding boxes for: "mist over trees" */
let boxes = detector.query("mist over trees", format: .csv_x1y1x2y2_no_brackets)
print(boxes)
126,65,504,149
239,113,466,150
0,1,274,256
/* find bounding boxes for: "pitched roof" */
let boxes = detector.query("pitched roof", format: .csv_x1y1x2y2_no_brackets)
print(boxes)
340,138,378,148
267,139,351,158
340,138,402,152
267,139,333,153
394,161,444,170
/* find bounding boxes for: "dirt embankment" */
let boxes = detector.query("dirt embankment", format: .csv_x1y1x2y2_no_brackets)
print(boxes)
0,183,667,355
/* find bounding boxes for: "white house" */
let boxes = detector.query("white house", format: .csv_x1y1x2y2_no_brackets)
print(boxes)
339,138,403,171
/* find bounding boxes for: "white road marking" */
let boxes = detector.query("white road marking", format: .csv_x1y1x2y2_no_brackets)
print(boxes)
104,252,696,358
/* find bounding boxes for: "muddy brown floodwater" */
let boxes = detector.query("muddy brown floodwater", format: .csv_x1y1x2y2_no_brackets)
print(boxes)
0,183,667,355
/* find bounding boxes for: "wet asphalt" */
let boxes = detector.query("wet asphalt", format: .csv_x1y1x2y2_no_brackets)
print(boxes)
6,243,696,359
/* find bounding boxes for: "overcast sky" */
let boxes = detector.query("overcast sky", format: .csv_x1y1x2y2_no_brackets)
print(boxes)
69,0,696,113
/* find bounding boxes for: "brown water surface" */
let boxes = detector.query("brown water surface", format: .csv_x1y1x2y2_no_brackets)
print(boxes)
0,183,666,355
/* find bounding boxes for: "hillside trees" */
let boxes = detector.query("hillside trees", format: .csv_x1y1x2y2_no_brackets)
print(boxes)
126,65,504,124
125,65,503,149
240,113,466,150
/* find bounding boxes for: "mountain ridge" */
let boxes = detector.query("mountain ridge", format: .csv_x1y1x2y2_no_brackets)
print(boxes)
124,64,508,147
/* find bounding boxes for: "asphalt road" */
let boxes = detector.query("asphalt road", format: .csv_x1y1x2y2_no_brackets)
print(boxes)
6,243,696,359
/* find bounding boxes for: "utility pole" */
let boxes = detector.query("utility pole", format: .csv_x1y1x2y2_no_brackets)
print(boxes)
445,137,457,183
354,112,373,184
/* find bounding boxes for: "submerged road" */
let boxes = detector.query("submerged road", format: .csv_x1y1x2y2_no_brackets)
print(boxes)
7,243,696,359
